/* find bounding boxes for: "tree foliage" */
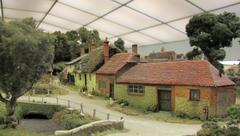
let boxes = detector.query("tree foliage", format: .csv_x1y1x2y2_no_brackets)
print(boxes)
53,27,102,63
186,12,240,74
0,18,54,128
114,38,126,52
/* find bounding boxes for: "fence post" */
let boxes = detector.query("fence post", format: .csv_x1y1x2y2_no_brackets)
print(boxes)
107,113,110,120
93,109,96,119
68,100,70,108
80,104,83,113
56,98,58,105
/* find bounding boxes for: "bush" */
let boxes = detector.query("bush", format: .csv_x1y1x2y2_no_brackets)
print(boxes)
117,99,129,106
0,103,6,124
197,122,225,136
225,126,240,136
146,105,158,112
175,111,189,119
52,109,95,129
227,104,240,125
91,90,100,96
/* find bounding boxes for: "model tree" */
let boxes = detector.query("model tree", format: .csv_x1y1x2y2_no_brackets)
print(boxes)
186,12,240,74
0,18,54,128
114,38,127,52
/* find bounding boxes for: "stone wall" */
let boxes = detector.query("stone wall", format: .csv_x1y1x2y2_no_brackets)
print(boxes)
54,119,124,136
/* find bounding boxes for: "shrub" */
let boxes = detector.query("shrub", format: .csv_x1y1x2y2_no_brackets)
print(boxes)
52,109,95,129
175,111,189,119
225,126,240,136
91,90,100,96
146,105,158,112
117,99,129,106
227,105,240,125
197,122,225,136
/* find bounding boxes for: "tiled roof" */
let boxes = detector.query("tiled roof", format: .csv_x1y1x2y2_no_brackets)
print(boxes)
117,60,235,87
96,53,135,75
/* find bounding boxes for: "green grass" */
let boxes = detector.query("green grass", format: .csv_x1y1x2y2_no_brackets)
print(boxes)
107,102,201,124
52,109,97,130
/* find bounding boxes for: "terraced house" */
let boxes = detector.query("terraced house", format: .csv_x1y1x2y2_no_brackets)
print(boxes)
65,40,121,93
115,60,236,117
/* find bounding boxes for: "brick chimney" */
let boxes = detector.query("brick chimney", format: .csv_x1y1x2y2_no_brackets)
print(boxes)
132,44,138,54
103,38,110,63
80,48,85,56
160,47,165,53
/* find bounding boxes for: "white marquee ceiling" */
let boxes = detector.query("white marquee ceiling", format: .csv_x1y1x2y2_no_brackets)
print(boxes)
0,0,240,47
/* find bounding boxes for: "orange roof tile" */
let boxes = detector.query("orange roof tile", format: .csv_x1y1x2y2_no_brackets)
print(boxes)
117,60,235,87
96,53,135,75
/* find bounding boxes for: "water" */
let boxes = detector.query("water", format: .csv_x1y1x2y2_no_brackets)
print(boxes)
20,119,64,135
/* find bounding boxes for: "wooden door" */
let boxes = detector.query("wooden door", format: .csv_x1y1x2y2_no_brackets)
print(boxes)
158,90,171,111
110,83,114,98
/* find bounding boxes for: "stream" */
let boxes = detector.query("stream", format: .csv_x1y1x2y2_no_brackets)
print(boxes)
20,116,64,135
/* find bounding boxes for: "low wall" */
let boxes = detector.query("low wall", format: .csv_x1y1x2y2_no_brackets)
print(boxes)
55,119,124,136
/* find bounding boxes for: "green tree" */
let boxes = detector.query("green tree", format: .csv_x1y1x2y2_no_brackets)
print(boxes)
114,38,126,52
0,18,54,128
53,31,71,63
186,12,240,74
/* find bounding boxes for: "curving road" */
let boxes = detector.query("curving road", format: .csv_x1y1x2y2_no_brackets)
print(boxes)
20,87,201,136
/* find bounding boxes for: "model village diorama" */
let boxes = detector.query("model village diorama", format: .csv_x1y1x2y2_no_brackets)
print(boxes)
61,38,236,119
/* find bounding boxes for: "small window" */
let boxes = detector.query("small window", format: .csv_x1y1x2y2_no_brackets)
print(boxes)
99,80,106,89
190,89,200,101
128,84,144,95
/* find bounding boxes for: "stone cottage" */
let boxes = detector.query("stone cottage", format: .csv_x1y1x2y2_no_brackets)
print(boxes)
115,60,236,116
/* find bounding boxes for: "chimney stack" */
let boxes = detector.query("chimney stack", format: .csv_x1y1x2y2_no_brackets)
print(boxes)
103,38,110,63
80,48,85,56
160,47,165,53
132,44,138,54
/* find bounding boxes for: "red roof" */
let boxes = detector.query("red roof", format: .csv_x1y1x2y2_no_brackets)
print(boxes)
117,60,235,87
96,53,135,75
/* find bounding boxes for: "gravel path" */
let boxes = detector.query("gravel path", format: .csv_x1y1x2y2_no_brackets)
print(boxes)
20,87,201,136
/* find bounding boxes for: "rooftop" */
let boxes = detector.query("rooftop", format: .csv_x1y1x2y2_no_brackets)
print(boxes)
117,60,235,87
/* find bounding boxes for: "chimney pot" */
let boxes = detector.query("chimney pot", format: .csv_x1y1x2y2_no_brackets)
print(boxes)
132,44,138,54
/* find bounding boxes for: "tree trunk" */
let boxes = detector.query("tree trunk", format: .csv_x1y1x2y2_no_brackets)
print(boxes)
5,98,18,128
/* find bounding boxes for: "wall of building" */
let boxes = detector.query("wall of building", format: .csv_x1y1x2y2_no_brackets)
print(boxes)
87,73,97,92
96,74,115,96
114,84,157,110
75,73,85,87
216,86,236,116
174,86,217,117
75,73,97,92
66,65,75,73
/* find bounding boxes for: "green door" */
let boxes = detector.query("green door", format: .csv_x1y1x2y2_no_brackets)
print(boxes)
158,90,171,111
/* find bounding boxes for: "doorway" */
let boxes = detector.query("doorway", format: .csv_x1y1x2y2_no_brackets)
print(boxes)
110,83,114,98
158,90,171,111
